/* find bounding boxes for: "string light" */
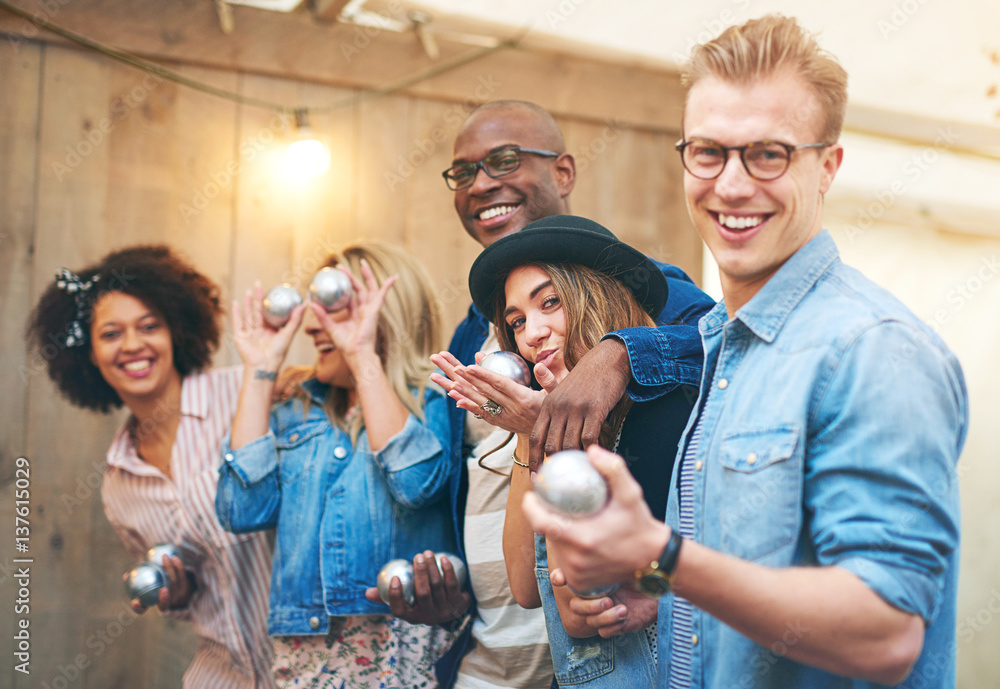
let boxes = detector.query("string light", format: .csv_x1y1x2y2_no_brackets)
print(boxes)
285,109,331,179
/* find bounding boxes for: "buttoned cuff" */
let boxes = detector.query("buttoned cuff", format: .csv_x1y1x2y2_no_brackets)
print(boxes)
221,431,279,486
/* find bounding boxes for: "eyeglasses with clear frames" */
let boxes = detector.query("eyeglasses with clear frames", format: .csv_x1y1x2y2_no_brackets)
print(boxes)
442,146,561,190
675,139,831,181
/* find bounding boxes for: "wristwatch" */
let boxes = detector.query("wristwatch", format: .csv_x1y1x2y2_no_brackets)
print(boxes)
635,530,683,598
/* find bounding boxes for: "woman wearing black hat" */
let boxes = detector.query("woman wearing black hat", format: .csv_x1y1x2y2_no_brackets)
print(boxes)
432,215,700,688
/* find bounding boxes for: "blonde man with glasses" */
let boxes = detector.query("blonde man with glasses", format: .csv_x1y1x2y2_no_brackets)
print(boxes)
527,15,967,689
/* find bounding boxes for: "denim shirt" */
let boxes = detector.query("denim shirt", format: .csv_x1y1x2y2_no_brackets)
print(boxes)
615,231,968,689
215,379,456,636
439,260,713,688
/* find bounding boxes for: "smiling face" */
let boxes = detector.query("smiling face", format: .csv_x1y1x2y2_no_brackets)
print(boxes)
89,292,180,406
503,264,569,383
451,106,575,247
683,72,843,314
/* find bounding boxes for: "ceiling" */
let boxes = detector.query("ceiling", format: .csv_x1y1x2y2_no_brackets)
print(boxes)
345,0,1000,135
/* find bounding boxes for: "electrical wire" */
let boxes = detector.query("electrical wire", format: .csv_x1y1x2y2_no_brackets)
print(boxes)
0,0,524,114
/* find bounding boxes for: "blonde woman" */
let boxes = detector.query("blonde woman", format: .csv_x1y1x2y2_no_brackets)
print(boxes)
216,243,456,688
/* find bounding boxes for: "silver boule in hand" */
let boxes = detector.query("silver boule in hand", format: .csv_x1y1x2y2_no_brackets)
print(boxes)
377,559,415,606
480,351,532,387
262,284,303,328
124,562,167,608
146,543,184,566
434,552,468,589
534,449,608,517
309,267,353,312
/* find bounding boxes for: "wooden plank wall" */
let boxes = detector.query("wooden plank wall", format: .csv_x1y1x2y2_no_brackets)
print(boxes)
0,5,700,687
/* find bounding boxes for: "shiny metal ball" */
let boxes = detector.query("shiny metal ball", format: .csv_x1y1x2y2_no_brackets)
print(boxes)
262,284,303,329
146,543,184,566
480,351,532,387
377,559,415,606
125,562,167,608
534,450,608,517
309,267,353,312
434,552,468,589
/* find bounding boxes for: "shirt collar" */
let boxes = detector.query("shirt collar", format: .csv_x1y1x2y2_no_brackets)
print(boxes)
700,230,840,343
300,377,330,405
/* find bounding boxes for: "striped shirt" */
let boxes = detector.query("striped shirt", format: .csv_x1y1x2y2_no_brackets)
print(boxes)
668,388,714,689
103,367,276,689
454,426,553,689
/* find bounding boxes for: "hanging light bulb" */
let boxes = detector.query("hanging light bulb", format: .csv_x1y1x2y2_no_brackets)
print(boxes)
286,109,331,179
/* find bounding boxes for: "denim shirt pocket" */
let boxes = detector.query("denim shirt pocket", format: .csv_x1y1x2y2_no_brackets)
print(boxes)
275,422,329,485
718,424,802,562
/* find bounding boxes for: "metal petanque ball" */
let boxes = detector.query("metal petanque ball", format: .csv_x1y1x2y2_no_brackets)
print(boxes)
125,562,167,608
434,552,468,589
534,449,608,517
146,543,184,566
262,284,303,329
480,351,532,387
309,267,353,312
377,559,415,606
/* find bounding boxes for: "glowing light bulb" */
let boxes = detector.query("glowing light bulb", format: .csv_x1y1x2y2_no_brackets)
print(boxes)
285,109,330,179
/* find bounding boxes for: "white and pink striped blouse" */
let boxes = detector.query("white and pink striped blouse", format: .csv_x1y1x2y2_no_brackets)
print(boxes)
102,367,276,689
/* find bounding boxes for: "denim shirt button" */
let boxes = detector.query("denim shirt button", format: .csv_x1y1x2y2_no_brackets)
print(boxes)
289,433,299,442
695,460,703,471
718,378,729,390
747,452,757,465
224,453,234,462
309,616,321,629
334,447,347,459
691,633,699,646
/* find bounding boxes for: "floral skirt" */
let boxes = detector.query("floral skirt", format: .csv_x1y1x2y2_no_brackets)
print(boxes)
273,614,454,689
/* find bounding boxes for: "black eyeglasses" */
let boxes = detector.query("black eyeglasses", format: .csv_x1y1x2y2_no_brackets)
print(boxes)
442,146,561,190
675,139,831,181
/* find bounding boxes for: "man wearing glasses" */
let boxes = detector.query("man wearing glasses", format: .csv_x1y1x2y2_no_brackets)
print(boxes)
368,100,713,689
525,15,966,689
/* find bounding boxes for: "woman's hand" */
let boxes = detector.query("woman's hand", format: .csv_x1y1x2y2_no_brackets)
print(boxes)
123,555,195,614
232,281,306,373
308,260,396,372
430,351,558,435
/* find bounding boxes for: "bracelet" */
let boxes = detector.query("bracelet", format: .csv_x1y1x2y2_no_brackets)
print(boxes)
512,453,530,469
254,369,278,381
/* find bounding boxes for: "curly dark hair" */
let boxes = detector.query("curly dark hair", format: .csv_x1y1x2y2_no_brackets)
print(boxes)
26,244,223,413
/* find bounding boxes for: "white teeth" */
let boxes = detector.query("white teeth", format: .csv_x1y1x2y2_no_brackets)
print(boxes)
123,360,151,372
479,205,516,220
317,344,335,353
719,213,764,230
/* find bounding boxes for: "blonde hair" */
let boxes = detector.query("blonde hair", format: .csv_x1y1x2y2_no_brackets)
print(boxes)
683,14,848,144
493,262,654,451
299,242,442,442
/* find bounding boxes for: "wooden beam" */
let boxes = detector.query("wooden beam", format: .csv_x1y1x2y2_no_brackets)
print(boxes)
312,0,353,22
0,0,684,132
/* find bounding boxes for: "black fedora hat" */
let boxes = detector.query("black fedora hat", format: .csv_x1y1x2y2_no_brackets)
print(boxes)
469,215,668,321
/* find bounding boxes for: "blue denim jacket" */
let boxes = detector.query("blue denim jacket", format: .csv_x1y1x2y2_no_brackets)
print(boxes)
215,379,456,636
438,260,713,688
614,231,968,689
